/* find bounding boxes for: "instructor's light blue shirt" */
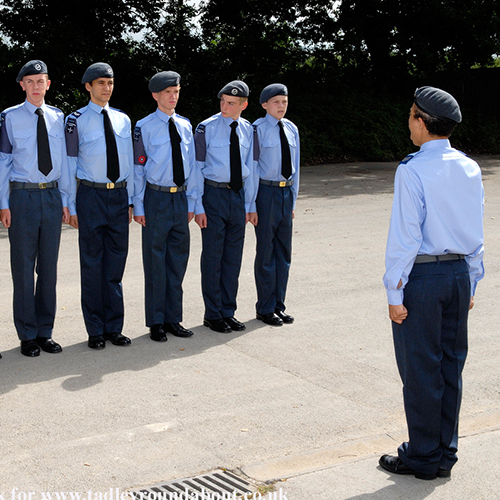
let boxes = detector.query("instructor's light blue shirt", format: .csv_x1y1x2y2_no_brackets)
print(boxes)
384,139,484,305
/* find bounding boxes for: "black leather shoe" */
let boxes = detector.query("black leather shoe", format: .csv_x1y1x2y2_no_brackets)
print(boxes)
164,323,194,337
21,340,41,357
88,335,106,349
437,468,451,478
275,310,294,324
150,324,167,342
36,337,63,353
103,332,131,346
223,316,246,331
256,312,283,326
203,318,231,333
379,455,436,480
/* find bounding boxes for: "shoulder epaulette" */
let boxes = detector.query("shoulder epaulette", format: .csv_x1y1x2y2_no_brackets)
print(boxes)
399,151,421,165
175,113,191,124
252,117,265,128
109,106,129,116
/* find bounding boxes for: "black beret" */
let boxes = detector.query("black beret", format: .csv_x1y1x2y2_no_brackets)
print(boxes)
82,62,114,84
149,71,181,93
414,86,462,123
16,60,48,82
259,83,288,104
217,80,249,99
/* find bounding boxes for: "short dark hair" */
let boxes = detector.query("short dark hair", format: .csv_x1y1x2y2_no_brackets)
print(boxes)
414,105,457,137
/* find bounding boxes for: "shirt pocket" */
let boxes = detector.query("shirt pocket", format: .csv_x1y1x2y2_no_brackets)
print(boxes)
12,127,36,154
207,134,230,158
115,125,132,154
149,134,170,163
47,127,64,165
261,135,280,150
81,128,106,156
180,134,192,162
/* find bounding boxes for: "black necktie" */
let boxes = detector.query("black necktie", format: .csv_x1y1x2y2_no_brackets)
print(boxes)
102,109,119,183
229,121,242,193
169,118,185,187
278,120,292,179
35,108,53,176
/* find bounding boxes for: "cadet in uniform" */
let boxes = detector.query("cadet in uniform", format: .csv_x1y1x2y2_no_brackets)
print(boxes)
0,60,70,357
194,80,257,333
133,71,203,342
380,87,484,480
65,62,134,349
252,83,299,326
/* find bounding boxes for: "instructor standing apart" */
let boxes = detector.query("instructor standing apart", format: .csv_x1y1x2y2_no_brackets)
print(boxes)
0,60,70,357
65,62,134,350
381,87,484,480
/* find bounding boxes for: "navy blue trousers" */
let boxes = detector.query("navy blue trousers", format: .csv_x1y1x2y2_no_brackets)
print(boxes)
9,187,62,341
142,187,189,326
76,183,129,336
392,259,470,475
201,183,245,320
254,183,293,315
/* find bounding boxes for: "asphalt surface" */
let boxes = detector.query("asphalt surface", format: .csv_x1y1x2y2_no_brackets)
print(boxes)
0,157,499,499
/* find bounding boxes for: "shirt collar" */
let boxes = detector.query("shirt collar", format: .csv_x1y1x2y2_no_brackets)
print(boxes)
420,138,451,151
24,100,45,114
88,100,110,114
265,113,280,127
219,113,239,126
155,108,176,124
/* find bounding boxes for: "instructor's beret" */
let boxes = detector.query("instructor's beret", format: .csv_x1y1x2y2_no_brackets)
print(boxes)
414,86,462,123
217,80,249,99
149,71,181,93
16,60,48,82
82,62,114,84
259,83,288,104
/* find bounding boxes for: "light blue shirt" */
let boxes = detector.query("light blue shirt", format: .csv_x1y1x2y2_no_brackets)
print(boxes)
253,113,300,208
65,100,134,214
0,100,71,209
132,109,203,216
194,112,257,213
384,139,484,305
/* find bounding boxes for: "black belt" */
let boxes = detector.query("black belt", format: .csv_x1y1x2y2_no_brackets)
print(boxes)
10,181,58,190
79,179,127,189
147,182,186,193
260,179,293,187
414,254,464,264
205,179,244,189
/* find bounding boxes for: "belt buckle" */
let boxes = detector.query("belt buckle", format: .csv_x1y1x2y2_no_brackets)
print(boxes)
171,187,178,193
227,184,231,189
39,182,47,189
279,181,286,187
106,182,115,189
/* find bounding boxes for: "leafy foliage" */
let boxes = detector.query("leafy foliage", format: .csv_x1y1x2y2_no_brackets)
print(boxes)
0,0,499,163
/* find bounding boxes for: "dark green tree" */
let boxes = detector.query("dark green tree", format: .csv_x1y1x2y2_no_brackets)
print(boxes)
133,0,208,123
0,0,164,112
197,0,337,99
334,0,500,77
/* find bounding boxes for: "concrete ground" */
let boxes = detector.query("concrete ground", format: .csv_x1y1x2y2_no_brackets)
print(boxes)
0,157,499,499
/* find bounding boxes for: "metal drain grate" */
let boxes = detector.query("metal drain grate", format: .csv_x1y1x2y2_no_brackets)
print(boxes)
128,469,257,499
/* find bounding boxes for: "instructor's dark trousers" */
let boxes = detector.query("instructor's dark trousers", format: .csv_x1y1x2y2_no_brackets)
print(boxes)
392,258,470,476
